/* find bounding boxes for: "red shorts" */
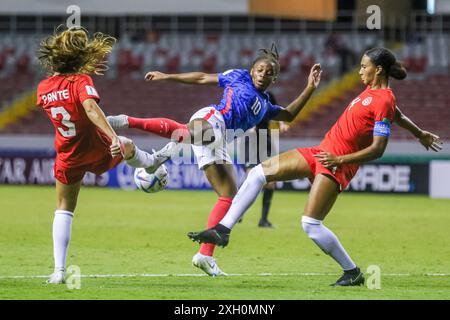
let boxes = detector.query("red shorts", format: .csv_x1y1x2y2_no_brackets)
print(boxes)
296,147,358,192
54,152,123,185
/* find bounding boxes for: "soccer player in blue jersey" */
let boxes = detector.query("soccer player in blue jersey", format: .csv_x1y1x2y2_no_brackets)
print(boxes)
107,45,322,276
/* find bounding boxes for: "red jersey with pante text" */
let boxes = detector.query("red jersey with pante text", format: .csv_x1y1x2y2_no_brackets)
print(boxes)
37,74,111,168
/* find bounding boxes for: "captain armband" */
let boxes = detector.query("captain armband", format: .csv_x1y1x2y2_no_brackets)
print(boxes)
373,119,391,137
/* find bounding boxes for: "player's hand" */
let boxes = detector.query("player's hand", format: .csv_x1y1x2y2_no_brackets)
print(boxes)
110,137,123,158
279,121,290,133
307,63,322,89
145,71,169,81
313,151,341,169
419,130,443,152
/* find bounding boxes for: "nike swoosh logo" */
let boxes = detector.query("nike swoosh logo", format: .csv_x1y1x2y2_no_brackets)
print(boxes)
350,273,362,284
212,230,222,239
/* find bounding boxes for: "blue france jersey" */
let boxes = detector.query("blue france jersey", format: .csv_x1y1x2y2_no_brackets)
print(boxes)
212,69,282,132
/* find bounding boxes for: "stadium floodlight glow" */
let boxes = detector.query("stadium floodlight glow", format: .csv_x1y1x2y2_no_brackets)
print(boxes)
427,0,436,15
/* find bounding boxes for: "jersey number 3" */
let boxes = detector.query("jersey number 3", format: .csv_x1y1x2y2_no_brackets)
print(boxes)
51,106,76,137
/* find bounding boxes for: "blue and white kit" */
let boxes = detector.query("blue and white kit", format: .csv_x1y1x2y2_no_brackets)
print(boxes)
190,69,282,169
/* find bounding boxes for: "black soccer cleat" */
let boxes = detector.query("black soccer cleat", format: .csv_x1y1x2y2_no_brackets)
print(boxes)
258,219,274,228
331,267,365,287
187,224,231,248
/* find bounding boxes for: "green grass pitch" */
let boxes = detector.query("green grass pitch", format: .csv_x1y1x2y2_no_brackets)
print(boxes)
0,185,449,299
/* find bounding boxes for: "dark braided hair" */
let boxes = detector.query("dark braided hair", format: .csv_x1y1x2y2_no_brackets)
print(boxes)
252,43,280,76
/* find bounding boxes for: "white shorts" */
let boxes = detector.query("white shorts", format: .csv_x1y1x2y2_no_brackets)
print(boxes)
189,107,232,170
236,127,279,168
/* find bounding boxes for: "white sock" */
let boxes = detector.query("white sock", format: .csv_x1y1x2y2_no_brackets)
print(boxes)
125,147,155,168
302,216,356,271
220,164,266,229
53,210,73,271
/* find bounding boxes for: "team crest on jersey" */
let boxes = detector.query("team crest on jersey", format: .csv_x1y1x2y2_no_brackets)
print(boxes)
362,97,372,106
85,85,99,97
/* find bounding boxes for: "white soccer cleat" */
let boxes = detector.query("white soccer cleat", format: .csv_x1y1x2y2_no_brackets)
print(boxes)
145,141,178,174
46,269,66,284
192,253,228,277
107,114,129,130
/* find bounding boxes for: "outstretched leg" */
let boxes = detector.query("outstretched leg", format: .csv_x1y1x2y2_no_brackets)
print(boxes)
188,149,313,245
107,114,189,142
109,116,217,174
108,115,217,145
220,149,313,230
118,136,177,173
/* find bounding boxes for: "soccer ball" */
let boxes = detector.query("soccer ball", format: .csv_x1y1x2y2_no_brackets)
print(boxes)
133,165,169,193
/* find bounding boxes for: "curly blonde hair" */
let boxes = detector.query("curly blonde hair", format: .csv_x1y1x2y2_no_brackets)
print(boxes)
38,26,116,75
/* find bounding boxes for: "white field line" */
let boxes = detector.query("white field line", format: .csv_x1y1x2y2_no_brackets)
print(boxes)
0,272,448,280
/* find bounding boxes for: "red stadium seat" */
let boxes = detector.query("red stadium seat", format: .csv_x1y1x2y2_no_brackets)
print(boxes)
1,33,449,140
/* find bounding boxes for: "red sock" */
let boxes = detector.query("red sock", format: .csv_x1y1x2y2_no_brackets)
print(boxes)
199,197,233,256
127,117,189,142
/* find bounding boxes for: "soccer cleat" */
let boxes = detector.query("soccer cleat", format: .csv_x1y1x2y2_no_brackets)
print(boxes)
331,267,365,287
145,141,178,174
107,114,129,130
187,224,230,248
46,268,66,284
258,219,274,228
192,253,227,277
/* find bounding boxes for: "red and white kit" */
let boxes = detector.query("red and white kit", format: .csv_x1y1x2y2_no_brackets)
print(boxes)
298,86,396,191
37,74,122,184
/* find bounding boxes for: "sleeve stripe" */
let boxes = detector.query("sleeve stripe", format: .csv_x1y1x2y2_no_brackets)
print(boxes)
220,87,233,115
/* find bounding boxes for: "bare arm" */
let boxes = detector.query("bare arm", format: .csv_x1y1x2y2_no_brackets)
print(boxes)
278,121,290,133
273,64,322,122
314,136,389,168
395,106,442,152
145,71,219,85
394,106,422,137
82,98,122,157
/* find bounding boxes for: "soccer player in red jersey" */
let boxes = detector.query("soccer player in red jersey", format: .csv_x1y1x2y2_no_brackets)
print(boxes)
107,46,322,276
37,27,164,284
188,47,443,286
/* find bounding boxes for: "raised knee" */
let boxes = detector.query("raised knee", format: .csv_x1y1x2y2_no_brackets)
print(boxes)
248,165,266,184
221,187,237,198
301,215,322,238
188,119,215,146
215,180,237,198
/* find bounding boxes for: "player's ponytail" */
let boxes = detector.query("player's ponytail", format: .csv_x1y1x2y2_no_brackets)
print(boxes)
38,25,116,75
389,61,407,80
253,43,280,76
364,47,407,80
